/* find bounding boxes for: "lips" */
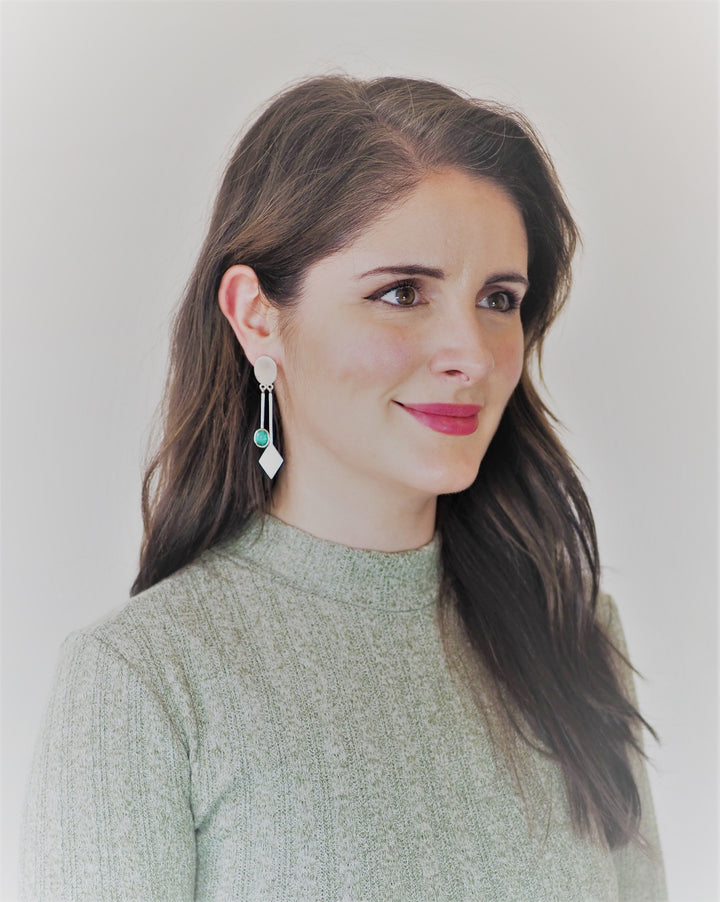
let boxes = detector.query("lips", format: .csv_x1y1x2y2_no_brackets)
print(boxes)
401,403,482,417
395,401,482,436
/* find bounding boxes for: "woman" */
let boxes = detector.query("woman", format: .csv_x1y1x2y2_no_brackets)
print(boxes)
21,74,667,900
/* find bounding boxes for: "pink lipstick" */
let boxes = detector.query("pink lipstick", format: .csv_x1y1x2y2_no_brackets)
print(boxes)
396,402,481,436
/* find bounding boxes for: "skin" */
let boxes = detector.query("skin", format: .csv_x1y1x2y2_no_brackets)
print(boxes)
219,168,528,551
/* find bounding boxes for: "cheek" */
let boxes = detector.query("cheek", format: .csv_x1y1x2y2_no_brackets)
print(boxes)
495,330,525,393
328,330,417,386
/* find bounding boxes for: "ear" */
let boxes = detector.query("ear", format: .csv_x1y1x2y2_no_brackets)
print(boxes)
218,265,282,365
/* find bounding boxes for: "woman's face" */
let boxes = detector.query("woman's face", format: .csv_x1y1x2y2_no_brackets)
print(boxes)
273,168,528,508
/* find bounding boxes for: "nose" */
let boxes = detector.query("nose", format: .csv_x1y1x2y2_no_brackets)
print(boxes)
427,311,496,384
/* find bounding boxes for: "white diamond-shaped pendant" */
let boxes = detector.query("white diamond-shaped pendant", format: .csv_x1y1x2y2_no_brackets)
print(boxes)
258,443,283,478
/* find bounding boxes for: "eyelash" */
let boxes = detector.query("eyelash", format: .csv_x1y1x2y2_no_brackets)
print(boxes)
365,278,523,312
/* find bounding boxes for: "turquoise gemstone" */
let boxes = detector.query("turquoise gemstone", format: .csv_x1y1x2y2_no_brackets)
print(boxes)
254,428,269,448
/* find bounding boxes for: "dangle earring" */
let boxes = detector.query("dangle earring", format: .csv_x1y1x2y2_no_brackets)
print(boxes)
252,355,284,478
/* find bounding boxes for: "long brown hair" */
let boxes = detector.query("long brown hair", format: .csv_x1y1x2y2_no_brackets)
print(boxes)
132,74,654,848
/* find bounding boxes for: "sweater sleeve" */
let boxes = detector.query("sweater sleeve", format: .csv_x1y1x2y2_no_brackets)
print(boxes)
597,594,668,902
20,631,196,901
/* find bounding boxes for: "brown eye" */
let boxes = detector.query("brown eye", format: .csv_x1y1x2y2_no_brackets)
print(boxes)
481,291,515,312
391,285,417,306
368,281,422,308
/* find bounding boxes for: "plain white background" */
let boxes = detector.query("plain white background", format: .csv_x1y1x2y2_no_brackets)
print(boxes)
2,1,717,899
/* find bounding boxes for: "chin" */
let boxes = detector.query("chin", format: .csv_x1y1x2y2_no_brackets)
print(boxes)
408,459,482,498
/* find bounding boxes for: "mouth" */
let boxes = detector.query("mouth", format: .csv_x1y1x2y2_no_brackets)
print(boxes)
394,401,482,436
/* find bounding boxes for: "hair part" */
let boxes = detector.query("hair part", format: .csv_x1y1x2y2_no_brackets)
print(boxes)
132,73,654,849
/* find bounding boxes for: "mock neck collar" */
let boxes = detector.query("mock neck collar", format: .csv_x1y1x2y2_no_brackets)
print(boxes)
222,513,442,612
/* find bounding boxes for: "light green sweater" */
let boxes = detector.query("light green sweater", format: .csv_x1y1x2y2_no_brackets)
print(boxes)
21,514,667,901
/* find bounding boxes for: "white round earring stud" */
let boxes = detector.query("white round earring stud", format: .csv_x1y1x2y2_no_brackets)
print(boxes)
254,355,277,386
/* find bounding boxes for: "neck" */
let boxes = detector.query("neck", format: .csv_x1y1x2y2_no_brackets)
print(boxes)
268,462,437,552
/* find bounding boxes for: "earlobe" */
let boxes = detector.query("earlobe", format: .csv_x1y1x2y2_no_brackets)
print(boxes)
218,264,278,361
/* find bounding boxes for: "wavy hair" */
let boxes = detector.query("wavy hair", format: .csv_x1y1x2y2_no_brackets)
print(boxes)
132,74,654,848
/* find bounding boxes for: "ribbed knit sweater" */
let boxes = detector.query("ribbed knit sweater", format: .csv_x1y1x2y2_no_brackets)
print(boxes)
21,514,667,901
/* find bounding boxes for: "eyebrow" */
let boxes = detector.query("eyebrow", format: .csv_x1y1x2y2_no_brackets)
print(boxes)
358,264,529,289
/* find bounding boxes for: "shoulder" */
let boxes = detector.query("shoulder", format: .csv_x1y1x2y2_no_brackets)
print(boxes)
90,541,244,628
595,591,619,632
593,591,642,714
594,591,630,658
59,537,258,702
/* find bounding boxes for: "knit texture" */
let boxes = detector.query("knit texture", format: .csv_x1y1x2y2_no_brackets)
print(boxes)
21,514,667,901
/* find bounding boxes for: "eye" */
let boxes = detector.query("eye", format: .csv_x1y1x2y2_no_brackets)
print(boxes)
478,290,520,313
380,283,418,307
365,280,422,307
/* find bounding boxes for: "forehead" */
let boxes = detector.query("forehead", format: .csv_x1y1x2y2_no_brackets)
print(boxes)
318,169,529,280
